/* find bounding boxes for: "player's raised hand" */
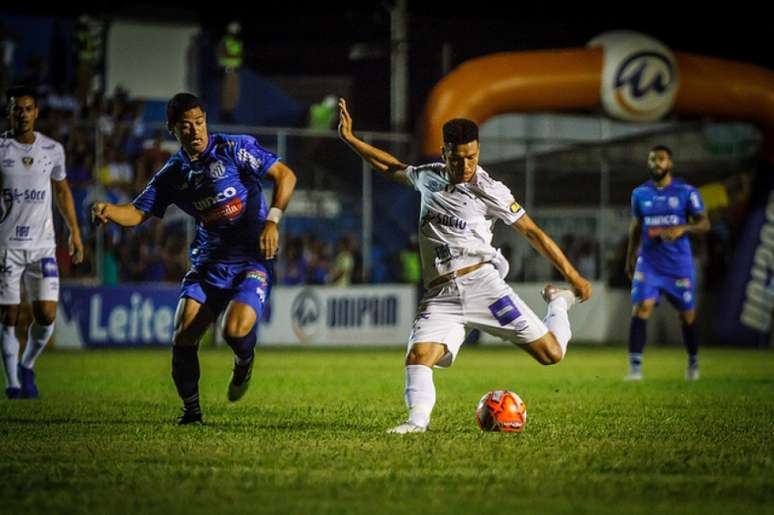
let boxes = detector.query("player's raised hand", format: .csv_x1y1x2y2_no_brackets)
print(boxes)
260,222,279,260
91,202,111,225
338,98,353,142
572,276,593,302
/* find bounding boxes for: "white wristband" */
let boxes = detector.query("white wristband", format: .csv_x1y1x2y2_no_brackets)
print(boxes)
266,207,283,224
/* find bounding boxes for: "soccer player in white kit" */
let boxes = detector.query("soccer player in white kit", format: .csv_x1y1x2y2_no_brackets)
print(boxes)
338,98,592,433
0,86,84,399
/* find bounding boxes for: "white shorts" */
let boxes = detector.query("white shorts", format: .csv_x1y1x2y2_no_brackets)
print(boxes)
408,264,548,368
0,248,60,305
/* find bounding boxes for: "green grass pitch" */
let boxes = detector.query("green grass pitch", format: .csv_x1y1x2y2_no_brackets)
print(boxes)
1,345,773,514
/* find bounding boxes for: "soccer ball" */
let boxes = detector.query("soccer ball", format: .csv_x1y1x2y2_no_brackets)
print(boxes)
476,390,527,432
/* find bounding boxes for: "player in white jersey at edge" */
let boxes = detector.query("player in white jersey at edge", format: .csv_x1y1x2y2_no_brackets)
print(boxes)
0,85,84,399
338,98,592,433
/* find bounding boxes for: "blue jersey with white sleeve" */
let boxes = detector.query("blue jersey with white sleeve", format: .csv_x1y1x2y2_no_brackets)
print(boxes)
132,133,278,267
631,177,705,275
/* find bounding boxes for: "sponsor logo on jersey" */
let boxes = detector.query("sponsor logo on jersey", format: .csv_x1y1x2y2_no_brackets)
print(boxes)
422,212,467,230
510,202,521,213
1,159,13,167
669,196,679,208
2,188,47,204
237,148,262,171
192,186,237,210
22,156,34,167
435,244,452,263
643,200,652,208
41,144,55,150
0,264,12,274
207,160,226,179
200,197,243,226
644,214,679,226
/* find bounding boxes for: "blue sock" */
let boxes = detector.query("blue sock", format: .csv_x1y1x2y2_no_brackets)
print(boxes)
682,322,699,367
172,346,200,411
224,327,257,364
628,317,647,371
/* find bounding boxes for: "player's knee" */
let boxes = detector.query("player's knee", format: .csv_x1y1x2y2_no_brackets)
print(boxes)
406,344,443,366
679,310,696,325
632,303,653,319
0,306,19,326
541,340,564,365
223,318,253,340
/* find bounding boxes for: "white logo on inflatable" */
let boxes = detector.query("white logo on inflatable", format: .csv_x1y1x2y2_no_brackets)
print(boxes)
588,31,679,122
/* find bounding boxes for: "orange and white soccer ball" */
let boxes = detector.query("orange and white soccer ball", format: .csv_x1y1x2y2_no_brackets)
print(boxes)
476,390,527,432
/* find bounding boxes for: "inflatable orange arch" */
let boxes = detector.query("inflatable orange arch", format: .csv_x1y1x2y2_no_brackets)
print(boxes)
419,47,774,162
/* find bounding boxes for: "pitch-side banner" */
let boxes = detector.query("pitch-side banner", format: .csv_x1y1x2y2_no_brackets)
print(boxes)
55,284,417,348
261,286,417,345
715,163,774,346
55,285,179,348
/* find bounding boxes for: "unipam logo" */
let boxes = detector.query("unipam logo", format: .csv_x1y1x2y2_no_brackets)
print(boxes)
589,31,679,122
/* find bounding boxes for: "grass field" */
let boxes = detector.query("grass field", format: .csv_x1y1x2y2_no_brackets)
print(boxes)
1,345,773,515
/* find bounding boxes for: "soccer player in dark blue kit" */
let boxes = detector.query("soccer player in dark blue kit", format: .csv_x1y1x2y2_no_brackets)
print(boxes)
92,93,297,423
625,145,709,381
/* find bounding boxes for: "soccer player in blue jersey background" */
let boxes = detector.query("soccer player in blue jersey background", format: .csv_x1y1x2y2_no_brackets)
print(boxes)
625,145,710,381
92,93,297,423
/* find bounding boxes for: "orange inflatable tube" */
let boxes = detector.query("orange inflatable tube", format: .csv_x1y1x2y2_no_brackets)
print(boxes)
420,48,774,162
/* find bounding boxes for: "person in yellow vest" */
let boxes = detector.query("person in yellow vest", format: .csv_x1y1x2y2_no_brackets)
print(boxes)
217,21,243,123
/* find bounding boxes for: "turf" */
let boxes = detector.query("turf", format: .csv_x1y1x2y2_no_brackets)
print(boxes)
0,345,772,515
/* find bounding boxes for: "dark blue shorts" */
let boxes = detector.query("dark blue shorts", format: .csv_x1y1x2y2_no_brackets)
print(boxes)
631,261,695,311
179,261,270,317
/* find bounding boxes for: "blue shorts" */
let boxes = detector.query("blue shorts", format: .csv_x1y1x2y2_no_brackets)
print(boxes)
631,263,695,311
179,261,271,317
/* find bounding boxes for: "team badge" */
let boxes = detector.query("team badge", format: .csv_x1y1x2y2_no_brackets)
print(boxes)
207,160,226,179
510,202,521,213
22,157,34,167
676,278,691,288
668,196,679,208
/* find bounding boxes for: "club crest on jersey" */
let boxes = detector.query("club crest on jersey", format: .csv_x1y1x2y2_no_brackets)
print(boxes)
510,202,521,213
426,179,445,192
22,156,33,167
246,270,267,284
668,196,679,208
207,160,226,179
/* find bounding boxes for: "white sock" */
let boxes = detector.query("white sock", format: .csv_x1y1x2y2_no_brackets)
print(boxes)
543,298,572,357
20,322,54,369
1,324,20,389
404,364,435,428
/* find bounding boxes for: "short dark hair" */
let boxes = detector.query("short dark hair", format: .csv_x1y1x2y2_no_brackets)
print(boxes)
443,118,478,146
650,144,672,158
6,85,38,107
166,92,205,125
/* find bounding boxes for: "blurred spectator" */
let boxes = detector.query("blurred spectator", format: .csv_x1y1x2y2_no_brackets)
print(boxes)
74,15,105,106
216,21,243,123
328,236,355,287
0,22,17,97
279,237,307,285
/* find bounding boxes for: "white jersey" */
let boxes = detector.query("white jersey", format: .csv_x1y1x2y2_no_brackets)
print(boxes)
405,163,525,287
0,131,65,249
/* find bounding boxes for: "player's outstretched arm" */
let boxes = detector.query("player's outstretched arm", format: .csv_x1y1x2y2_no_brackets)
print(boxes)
338,98,411,185
260,161,297,260
91,202,151,228
512,214,592,302
52,179,84,264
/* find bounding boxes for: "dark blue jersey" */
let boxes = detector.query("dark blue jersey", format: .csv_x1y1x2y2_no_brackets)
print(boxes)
132,133,278,267
631,177,705,275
